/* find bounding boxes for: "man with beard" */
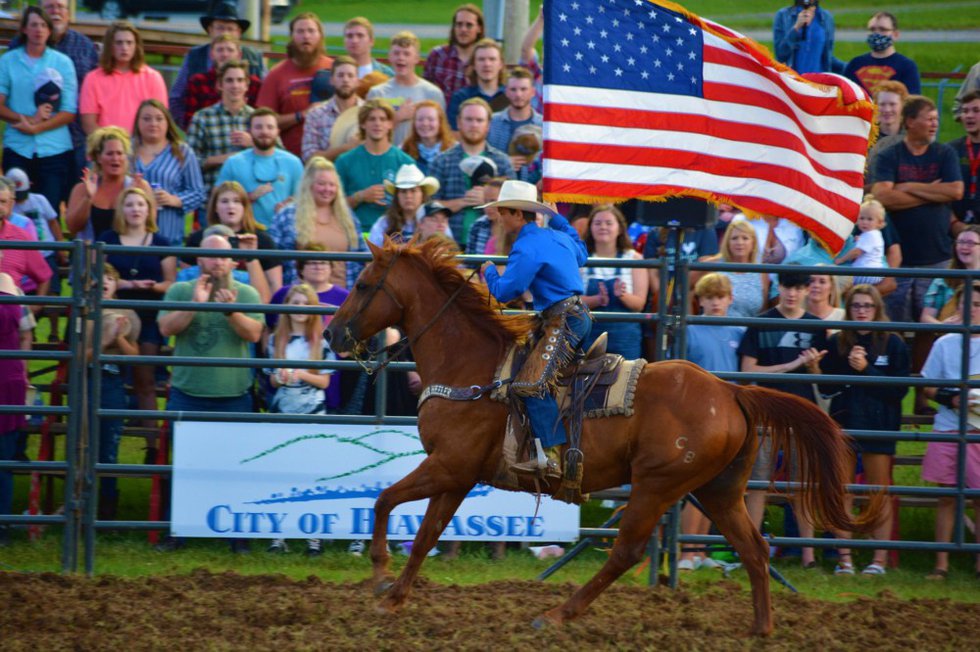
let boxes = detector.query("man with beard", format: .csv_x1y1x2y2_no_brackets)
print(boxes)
335,99,414,230
187,61,257,198
948,90,980,229
169,3,265,131
488,67,542,175
367,31,445,147
424,4,484,105
430,98,514,246
844,11,920,95
446,39,507,131
257,12,332,158
301,56,363,162
216,108,303,227
873,96,963,322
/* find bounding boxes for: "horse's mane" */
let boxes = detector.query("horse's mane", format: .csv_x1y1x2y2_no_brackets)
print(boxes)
381,237,537,347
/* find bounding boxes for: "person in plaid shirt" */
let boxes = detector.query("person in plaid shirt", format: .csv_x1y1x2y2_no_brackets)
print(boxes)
301,56,363,162
430,98,513,247
183,35,261,127
423,3,484,105
187,61,255,197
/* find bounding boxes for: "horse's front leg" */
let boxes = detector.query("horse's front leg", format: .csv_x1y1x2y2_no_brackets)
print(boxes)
377,487,470,613
370,457,465,591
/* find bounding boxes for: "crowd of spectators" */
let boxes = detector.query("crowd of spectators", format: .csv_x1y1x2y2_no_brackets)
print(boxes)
0,2,977,572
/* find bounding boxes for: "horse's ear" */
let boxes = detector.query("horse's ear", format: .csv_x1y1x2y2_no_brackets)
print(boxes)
366,239,383,259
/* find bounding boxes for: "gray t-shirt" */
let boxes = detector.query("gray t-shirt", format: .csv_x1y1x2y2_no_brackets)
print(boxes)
367,77,446,146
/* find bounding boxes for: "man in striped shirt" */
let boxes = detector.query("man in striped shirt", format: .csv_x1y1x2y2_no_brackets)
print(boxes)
187,60,255,197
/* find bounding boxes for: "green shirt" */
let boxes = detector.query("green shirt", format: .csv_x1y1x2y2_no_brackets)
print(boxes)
335,144,414,230
159,279,262,397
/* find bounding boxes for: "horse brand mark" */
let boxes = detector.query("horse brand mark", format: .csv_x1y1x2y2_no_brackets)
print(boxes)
685,451,696,464
674,436,688,449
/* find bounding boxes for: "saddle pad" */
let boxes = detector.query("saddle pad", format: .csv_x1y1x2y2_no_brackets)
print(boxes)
491,343,647,418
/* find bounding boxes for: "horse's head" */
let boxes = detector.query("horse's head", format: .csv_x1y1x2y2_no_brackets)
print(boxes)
326,240,407,354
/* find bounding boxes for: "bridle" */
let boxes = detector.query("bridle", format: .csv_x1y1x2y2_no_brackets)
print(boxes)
341,248,479,374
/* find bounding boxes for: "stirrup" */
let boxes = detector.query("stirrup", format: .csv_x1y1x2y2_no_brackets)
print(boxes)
510,458,561,479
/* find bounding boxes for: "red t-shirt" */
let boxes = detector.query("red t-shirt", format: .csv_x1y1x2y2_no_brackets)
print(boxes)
256,55,333,157
0,221,52,290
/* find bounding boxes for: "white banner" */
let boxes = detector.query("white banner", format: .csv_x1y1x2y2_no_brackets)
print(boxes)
171,422,580,541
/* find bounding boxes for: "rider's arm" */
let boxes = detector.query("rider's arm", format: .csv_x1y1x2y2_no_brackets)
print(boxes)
484,241,541,303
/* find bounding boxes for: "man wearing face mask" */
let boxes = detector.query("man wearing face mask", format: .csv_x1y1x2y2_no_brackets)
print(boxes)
773,0,845,74
844,11,921,96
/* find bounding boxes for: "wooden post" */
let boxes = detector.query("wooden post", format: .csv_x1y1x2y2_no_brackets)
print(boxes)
502,0,530,65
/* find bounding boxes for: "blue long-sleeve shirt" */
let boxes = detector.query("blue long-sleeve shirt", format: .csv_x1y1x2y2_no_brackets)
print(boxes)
484,213,586,311
772,5,845,75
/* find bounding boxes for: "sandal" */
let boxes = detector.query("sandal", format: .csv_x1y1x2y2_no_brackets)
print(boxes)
834,562,855,575
925,568,948,580
862,563,887,576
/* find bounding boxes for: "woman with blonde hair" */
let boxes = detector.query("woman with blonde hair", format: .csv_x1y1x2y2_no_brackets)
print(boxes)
98,186,175,437
270,156,367,289
401,100,455,174
705,220,769,318
131,99,205,245
66,126,152,240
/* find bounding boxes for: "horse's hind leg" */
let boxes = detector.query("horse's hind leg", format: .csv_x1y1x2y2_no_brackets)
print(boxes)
536,485,672,627
694,486,772,636
378,487,469,612
370,457,468,590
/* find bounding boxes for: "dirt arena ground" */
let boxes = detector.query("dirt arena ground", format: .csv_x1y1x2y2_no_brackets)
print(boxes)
2,570,976,651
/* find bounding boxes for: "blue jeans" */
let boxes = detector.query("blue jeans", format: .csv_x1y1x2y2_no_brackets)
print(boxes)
0,431,17,518
525,304,593,448
97,371,127,502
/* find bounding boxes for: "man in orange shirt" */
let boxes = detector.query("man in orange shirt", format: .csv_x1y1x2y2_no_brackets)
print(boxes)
256,12,332,158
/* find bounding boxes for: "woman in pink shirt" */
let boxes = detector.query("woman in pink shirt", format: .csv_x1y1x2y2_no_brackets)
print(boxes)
79,22,167,135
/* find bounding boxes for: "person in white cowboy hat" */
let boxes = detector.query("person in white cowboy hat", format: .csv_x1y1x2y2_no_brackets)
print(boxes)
368,164,455,245
479,180,592,479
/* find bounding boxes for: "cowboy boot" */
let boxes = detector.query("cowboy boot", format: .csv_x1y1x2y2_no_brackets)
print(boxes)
510,444,562,480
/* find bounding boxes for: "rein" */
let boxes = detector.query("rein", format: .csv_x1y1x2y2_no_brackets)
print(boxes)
344,251,482,375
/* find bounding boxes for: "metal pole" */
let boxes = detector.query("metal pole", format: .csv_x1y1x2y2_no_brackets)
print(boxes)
84,245,106,575
62,240,89,572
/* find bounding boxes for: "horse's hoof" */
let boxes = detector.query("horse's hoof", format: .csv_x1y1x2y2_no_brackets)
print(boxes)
374,579,394,596
376,596,403,614
532,611,563,630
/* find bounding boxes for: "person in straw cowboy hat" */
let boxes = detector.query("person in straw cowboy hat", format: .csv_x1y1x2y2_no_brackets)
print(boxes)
368,163,452,245
479,180,592,479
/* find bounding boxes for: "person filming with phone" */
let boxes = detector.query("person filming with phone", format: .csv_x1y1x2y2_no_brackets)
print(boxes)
773,0,845,74
158,233,263,414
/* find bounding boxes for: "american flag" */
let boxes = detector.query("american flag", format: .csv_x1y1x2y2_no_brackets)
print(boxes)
542,0,874,252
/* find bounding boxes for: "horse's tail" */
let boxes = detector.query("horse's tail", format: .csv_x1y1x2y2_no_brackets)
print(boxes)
734,384,885,534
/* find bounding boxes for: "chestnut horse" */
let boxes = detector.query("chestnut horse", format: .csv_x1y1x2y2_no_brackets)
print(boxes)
326,238,879,636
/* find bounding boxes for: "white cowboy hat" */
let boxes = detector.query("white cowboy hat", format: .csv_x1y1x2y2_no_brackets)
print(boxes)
476,180,556,216
383,164,440,199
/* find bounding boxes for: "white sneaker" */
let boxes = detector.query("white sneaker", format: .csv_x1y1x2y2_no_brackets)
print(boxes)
267,539,288,553
699,556,722,569
348,540,366,556
677,558,700,571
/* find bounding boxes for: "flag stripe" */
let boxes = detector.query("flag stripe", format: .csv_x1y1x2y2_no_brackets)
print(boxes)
543,176,849,246
546,141,860,219
705,42,867,120
545,102,866,188
546,86,868,170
